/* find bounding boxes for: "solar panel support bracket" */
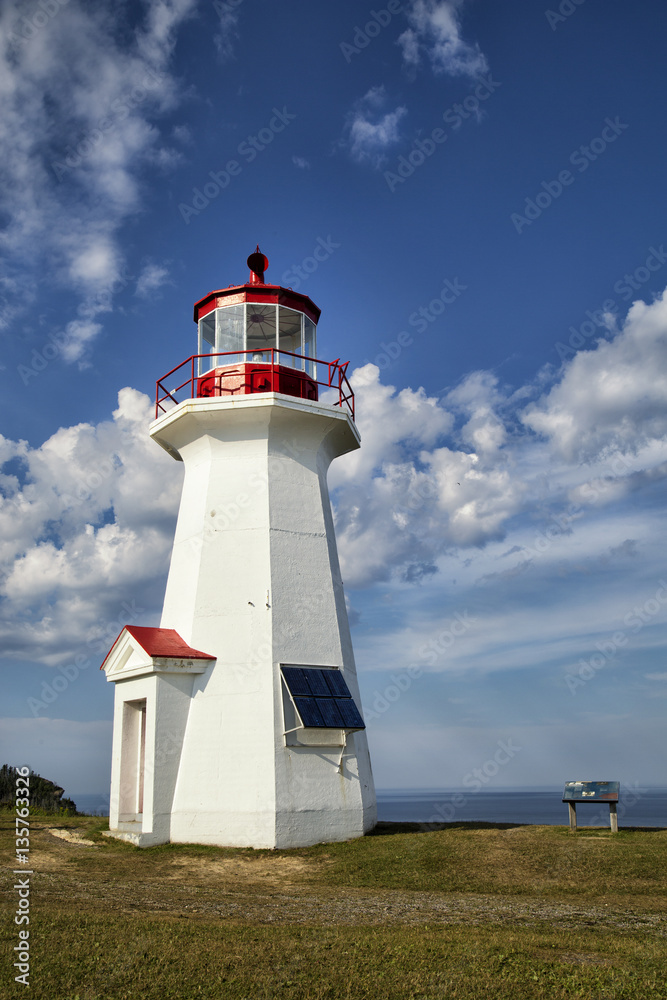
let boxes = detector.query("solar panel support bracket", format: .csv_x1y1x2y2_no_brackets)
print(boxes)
336,732,348,772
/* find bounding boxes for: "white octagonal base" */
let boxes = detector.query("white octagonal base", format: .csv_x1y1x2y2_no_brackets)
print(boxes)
104,392,376,849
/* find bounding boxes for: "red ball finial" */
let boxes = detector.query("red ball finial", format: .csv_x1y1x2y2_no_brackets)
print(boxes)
247,246,269,285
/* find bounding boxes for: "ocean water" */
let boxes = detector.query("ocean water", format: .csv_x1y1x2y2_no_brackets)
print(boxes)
376,787,667,829
73,787,667,827
71,793,110,816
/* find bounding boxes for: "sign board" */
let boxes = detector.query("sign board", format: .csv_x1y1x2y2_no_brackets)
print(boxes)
562,780,619,803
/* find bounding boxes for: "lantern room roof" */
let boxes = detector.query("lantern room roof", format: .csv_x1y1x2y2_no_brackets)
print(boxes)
193,247,321,325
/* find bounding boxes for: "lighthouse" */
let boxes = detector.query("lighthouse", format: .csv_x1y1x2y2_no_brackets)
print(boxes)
101,248,376,848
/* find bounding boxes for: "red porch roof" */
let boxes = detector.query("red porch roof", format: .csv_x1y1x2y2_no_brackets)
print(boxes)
100,626,215,670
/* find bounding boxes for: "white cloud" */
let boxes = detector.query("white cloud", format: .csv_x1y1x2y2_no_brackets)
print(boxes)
398,0,489,78
329,288,667,590
0,0,195,361
354,524,667,679
446,371,508,455
0,387,182,664
645,672,667,681
292,156,311,170
522,289,667,461
330,365,522,586
135,261,170,298
172,123,192,144
343,87,407,167
213,0,242,61
59,320,103,366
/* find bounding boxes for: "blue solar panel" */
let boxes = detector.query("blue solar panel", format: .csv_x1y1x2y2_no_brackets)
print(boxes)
294,696,325,727
336,698,365,729
318,697,345,727
281,666,310,696
281,666,366,731
323,670,349,697
307,670,331,697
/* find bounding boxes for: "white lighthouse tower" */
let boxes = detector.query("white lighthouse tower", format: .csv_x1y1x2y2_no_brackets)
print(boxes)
101,248,376,848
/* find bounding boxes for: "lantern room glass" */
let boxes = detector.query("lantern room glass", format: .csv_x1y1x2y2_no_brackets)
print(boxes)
199,313,216,374
246,305,276,360
304,317,316,378
217,304,244,366
197,303,317,375
278,307,302,367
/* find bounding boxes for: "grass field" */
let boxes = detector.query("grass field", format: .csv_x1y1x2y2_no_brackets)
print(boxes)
1,813,666,998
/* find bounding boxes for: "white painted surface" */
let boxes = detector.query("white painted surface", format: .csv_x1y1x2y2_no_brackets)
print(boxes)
105,392,376,847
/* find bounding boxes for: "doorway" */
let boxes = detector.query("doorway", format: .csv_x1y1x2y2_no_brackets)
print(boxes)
119,699,147,821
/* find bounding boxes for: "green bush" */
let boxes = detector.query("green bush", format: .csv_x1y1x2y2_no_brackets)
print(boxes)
0,762,77,814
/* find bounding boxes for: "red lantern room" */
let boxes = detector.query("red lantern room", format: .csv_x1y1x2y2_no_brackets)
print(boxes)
194,247,320,401
155,247,354,419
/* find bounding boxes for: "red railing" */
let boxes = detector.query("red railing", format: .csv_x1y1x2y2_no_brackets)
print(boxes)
155,350,355,420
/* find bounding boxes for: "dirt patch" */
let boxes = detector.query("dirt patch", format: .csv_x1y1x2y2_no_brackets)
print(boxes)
168,853,323,885
46,827,97,847
18,848,70,870
557,951,614,966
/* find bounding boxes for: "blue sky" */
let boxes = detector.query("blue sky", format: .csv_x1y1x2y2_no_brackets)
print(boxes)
1,0,667,802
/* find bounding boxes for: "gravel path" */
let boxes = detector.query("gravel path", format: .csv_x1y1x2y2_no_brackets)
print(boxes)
2,823,664,935
24,869,667,933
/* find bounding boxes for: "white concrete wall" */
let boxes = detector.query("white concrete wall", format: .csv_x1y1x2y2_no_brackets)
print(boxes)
149,394,376,847
150,673,199,841
265,405,376,845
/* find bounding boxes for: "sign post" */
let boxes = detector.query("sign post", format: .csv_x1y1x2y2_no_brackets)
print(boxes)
562,781,620,832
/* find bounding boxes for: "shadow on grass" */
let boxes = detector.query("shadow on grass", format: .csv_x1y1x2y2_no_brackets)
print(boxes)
368,820,531,836
368,820,666,836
